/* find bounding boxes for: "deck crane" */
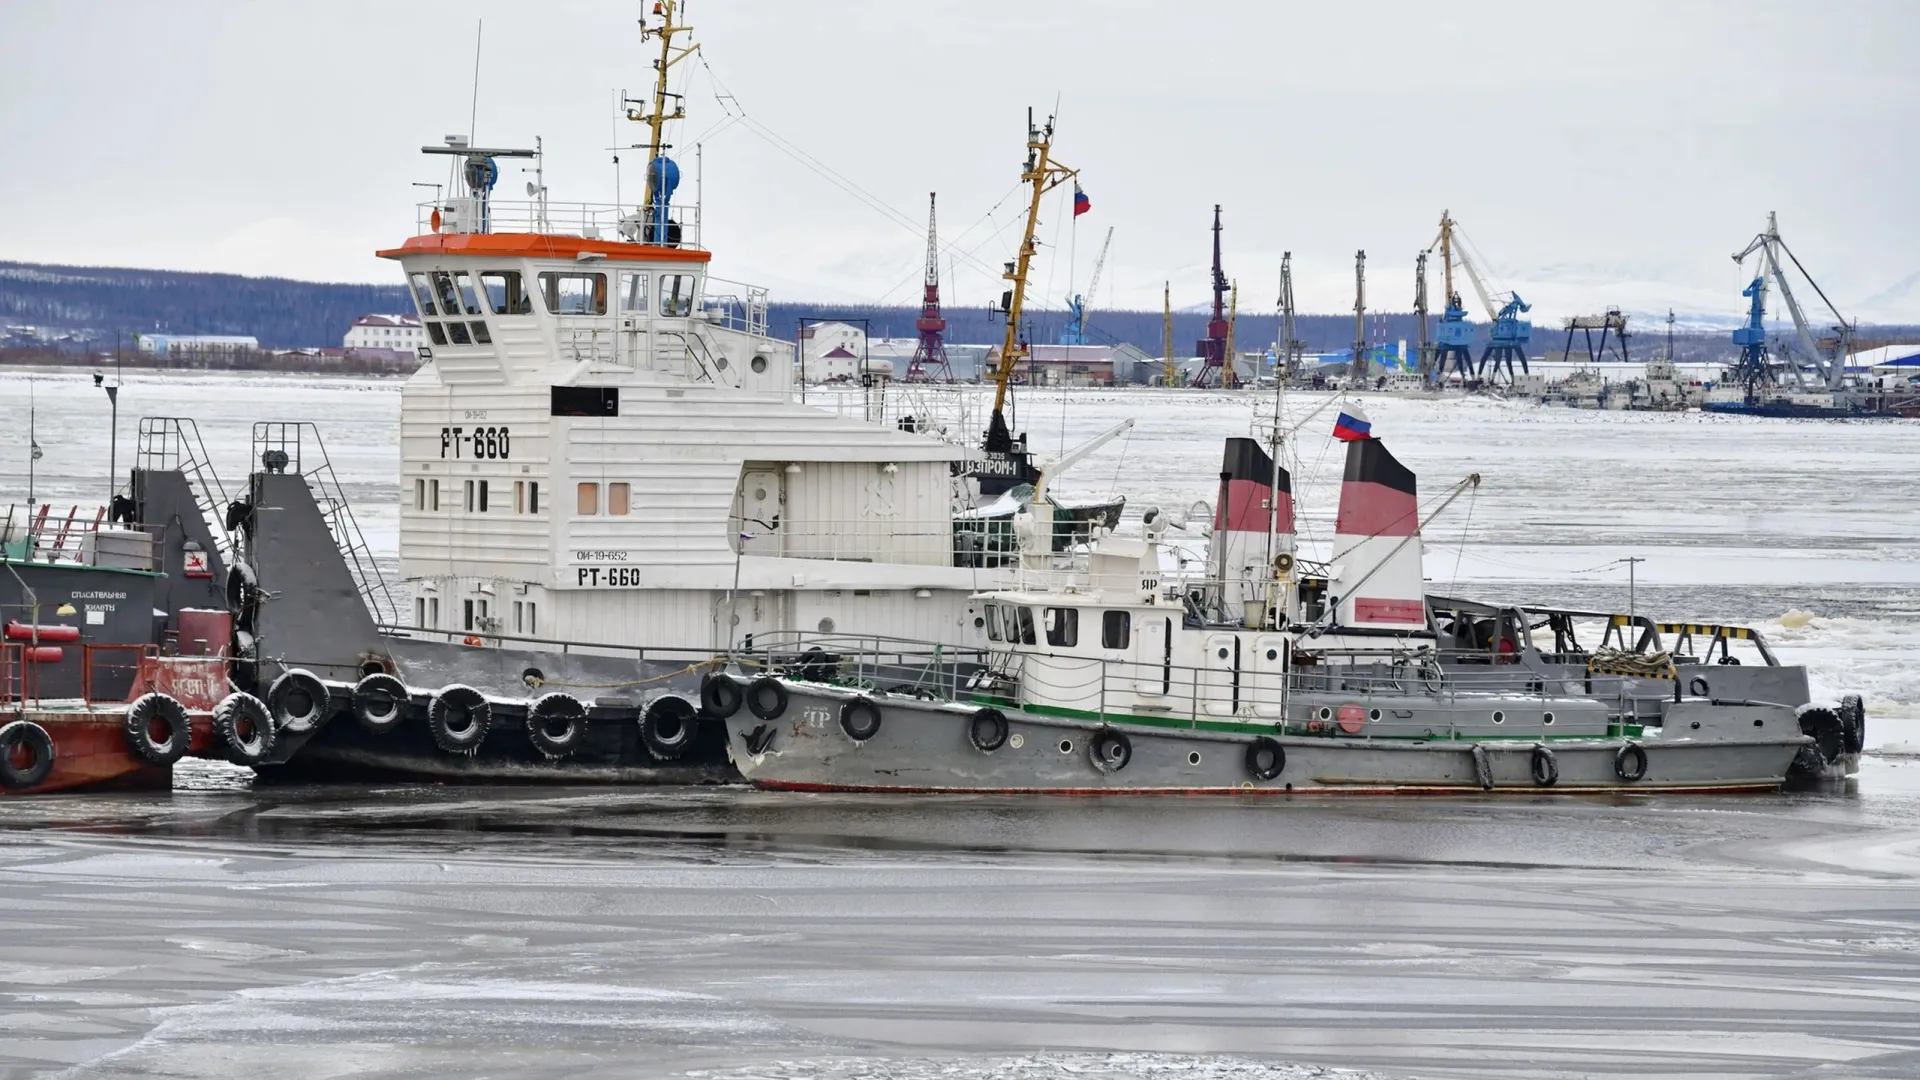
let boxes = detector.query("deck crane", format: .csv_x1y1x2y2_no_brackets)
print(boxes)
1730,211,1853,394
1425,211,1476,381
1059,226,1114,345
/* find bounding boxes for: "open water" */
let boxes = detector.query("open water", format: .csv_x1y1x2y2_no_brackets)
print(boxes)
2,370,1919,1078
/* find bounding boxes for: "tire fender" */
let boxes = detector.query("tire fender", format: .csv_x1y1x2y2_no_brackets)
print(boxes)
746,677,789,721
641,695,699,761
1089,728,1132,774
267,669,330,734
351,673,409,735
427,684,491,755
124,692,190,766
839,698,882,742
968,708,1009,753
1614,741,1649,782
213,691,275,765
1530,744,1559,787
527,691,587,760
0,720,55,788
700,673,744,719
1245,736,1285,781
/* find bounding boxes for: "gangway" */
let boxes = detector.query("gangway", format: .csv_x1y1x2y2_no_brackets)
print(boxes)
250,423,401,626
135,418,236,565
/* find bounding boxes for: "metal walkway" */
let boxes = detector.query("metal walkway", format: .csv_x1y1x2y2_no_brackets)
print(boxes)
251,422,401,626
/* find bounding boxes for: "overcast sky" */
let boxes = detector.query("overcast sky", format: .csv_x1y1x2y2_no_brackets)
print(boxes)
4,1,1917,323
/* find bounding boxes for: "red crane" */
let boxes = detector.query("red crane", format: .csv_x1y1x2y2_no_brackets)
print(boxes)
905,192,953,383
1189,204,1232,387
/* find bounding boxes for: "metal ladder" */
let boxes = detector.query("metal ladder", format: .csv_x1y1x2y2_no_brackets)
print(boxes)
250,422,401,626
136,417,236,565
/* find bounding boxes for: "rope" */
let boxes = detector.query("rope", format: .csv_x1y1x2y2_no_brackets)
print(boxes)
1448,481,1477,596
525,658,719,691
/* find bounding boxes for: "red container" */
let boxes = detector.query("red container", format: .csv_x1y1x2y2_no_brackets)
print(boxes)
175,609,232,658
5,621,80,644
23,646,63,663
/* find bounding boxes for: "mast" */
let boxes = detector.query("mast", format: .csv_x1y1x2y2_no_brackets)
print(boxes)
1351,250,1367,382
1278,252,1297,383
628,1,698,237
1162,281,1176,386
1437,210,1458,309
1413,250,1430,379
986,109,1076,451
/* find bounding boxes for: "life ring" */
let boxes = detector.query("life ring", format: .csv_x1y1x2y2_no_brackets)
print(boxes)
1470,743,1493,791
351,672,409,735
1798,707,1845,763
1688,676,1710,698
746,677,789,720
641,695,699,760
0,720,55,788
124,692,190,766
461,635,486,647
1089,728,1132,774
700,673,744,719
428,685,492,754
213,691,275,765
839,698,882,742
1245,736,1285,781
968,708,1008,752
267,669,330,734
1530,744,1559,787
527,691,587,760
1615,741,1649,782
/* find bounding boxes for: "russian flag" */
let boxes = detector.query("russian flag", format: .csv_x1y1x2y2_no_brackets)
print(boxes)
1073,184,1090,217
1332,402,1372,442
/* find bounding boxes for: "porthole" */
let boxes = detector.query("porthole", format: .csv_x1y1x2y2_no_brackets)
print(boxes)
753,487,767,501
818,617,836,633
1265,648,1278,661
1368,708,1382,722
715,355,729,370
1316,706,1333,721
1492,711,1506,724
973,616,985,628
1217,647,1230,660
1187,751,1202,766
750,354,769,374
1543,711,1556,725
1058,739,1074,754
1752,718,1764,727
1009,733,1026,749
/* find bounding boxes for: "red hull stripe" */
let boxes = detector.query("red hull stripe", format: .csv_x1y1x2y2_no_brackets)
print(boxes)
1354,597,1427,623
1335,481,1419,537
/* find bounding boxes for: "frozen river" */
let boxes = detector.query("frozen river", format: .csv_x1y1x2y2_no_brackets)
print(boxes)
4,368,1920,1078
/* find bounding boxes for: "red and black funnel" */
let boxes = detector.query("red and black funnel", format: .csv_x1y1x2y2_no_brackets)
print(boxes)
1213,437,1293,534
1335,437,1418,538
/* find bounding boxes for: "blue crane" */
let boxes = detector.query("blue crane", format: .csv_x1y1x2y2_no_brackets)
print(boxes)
1059,226,1114,346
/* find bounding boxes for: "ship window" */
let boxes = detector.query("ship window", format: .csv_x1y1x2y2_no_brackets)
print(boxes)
429,479,440,511
428,597,439,628
431,272,462,316
480,270,531,315
1044,607,1078,648
529,481,540,513
463,599,474,632
453,272,485,315
1013,606,1037,646
514,481,524,514
540,272,609,316
464,480,475,512
576,482,599,515
408,273,439,317
619,271,648,313
415,597,425,626
1102,610,1131,650
985,605,1004,643
414,478,425,510
470,321,492,345
478,480,489,512
607,482,630,516
427,321,448,346
660,274,695,317
446,320,473,346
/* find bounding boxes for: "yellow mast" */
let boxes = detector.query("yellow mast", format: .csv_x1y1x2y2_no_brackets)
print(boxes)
628,1,699,212
986,111,1077,446
1437,209,1457,308
1161,281,1175,386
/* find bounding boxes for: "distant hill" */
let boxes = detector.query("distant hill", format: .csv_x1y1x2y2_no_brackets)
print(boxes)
11,259,1910,365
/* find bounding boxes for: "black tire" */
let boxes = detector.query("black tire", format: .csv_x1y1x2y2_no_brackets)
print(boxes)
0,720,55,788
1471,743,1494,791
641,695,698,760
213,692,275,765
1615,741,1649,782
839,698,882,742
1530,744,1559,787
1799,707,1845,763
968,708,1009,752
268,669,330,734
351,673,409,735
746,677,789,721
124,692,190,766
428,685,491,754
527,692,587,760
1245,736,1285,781
1787,742,1828,787
1840,694,1866,754
700,673,744,719
1089,728,1132,774
797,646,836,683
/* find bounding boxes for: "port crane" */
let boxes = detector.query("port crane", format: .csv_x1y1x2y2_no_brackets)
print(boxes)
905,192,953,382
1189,205,1232,387
1161,282,1177,386
1425,212,1477,381
1277,252,1303,383
1350,250,1368,382
1059,227,1113,345
1427,211,1530,382
1729,212,1853,394
1413,251,1434,381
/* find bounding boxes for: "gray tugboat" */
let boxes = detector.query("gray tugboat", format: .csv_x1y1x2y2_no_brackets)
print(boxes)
711,430,1846,795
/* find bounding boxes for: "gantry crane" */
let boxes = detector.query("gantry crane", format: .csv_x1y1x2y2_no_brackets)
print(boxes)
1445,216,1532,382
1730,211,1854,394
1059,226,1114,345
1426,211,1476,381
